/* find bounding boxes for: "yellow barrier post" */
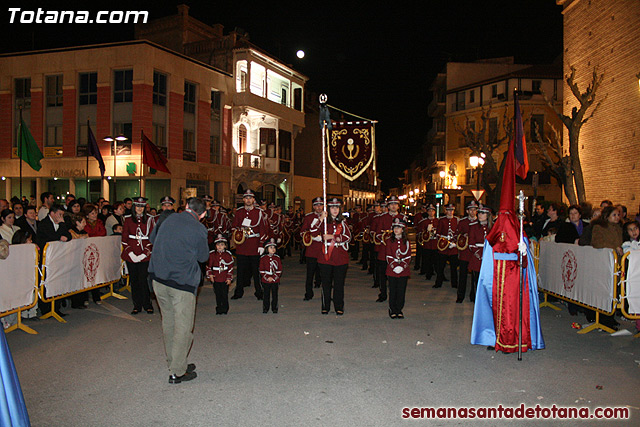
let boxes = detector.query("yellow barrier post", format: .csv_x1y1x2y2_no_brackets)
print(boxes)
618,252,640,338
539,292,562,311
101,279,127,300
4,310,38,335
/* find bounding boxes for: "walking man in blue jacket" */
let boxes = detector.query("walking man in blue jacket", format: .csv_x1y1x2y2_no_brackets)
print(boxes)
149,197,209,384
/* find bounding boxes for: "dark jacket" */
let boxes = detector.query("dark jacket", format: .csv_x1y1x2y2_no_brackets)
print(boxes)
35,215,71,250
148,210,208,294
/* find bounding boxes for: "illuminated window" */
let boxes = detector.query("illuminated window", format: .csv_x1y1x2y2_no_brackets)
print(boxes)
236,60,247,93
238,125,247,153
250,62,266,97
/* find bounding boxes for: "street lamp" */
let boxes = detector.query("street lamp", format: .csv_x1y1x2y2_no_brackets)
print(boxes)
103,134,128,201
469,153,485,192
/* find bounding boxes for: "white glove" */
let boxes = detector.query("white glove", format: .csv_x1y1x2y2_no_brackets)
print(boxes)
518,241,527,256
312,235,322,242
393,266,404,274
427,224,433,231
277,238,282,244
258,247,265,255
129,253,142,263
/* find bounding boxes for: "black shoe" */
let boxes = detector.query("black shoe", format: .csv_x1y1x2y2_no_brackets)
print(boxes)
367,270,374,275
131,309,140,315
425,276,432,280
146,308,154,314
303,297,312,301
456,298,463,303
186,363,196,373
336,311,344,316
376,296,386,303
397,312,404,319
432,284,442,288
230,295,241,300
272,310,278,314
321,310,329,315
314,284,321,288
263,309,269,313
389,309,396,319
371,284,379,288
169,371,197,384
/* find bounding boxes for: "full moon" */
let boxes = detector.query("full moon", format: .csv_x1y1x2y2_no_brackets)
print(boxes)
296,50,305,59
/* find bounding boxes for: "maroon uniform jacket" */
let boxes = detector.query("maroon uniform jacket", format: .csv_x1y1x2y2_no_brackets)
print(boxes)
456,216,477,262
121,214,155,262
206,250,234,282
385,237,412,278
436,216,459,256
417,216,438,250
231,206,269,256
311,217,352,266
300,212,323,259
259,253,283,283
468,222,489,272
373,212,408,260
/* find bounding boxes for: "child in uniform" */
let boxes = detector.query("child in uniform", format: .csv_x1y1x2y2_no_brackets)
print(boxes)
206,234,234,315
259,238,283,313
385,217,411,319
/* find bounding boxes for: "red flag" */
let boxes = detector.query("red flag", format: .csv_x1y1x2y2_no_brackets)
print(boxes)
513,94,529,180
141,131,170,174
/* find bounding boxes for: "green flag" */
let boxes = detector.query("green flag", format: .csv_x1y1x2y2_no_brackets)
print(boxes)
18,118,43,171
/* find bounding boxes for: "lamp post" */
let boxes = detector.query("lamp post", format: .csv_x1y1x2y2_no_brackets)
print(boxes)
103,134,128,201
469,153,486,192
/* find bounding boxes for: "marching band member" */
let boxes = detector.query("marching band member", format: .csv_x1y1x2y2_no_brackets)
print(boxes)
122,197,156,314
369,200,384,288
416,203,438,280
433,203,459,289
467,204,493,303
206,234,234,315
359,204,374,271
372,196,408,303
350,205,363,261
230,189,269,300
299,197,324,301
312,198,351,315
385,218,411,319
413,205,427,272
210,199,231,238
456,200,478,303
259,238,283,313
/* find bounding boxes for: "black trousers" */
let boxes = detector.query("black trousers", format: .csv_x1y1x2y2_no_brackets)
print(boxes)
388,276,408,315
369,246,377,275
213,281,229,314
262,281,279,312
305,256,322,299
350,240,360,260
457,259,469,299
435,253,458,288
318,263,347,313
376,259,388,299
235,254,262,298
414,245,423,270
127,261,152,311
421,248,437,278
469,271,479,302
360,242,371,269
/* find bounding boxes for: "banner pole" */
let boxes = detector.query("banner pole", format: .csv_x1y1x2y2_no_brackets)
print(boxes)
140,130,143,197
320,94,329,256
19,107,23,200
86,118,90,200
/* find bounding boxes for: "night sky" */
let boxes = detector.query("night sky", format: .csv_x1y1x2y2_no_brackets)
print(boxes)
1,0,563,191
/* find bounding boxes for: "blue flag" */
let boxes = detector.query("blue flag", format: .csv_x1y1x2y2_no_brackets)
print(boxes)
87,124,105,178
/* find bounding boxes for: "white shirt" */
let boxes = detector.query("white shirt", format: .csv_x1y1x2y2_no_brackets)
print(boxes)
38,206,49,221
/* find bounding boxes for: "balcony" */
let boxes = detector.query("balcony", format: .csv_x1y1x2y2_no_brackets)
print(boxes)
237,152,263,170
427,96,445,117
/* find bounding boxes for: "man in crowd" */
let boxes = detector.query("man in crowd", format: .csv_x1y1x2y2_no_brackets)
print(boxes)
16,206,37,235
231,190,269,300
434,203,459,289
456,200,478,303
123,197,133,216
532,202,546,239
149,197,209,384
0,199,8,212
38,192,55,221
12,202,24,223
63,194,75,210
300,197,324,301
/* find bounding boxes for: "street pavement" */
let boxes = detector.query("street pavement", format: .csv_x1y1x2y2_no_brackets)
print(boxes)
6,252,640,426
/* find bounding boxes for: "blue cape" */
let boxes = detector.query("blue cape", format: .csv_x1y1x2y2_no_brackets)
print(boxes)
0,330,30,426
470,237,545,350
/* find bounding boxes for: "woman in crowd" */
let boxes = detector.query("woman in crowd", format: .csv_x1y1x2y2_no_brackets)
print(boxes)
11,229,32,244
586,206,623,329
64,200,82,227
385,218,411,319
579,208,601,246
556,205,585,244
0,209,20,243
105,202,125,236
98,204,112,223
122,197,155,314
541,203,563,240
83,204,106,237
313,198,351,315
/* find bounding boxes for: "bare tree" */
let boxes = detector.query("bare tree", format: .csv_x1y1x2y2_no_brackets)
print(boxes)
542,66,606,204
453,104,514,210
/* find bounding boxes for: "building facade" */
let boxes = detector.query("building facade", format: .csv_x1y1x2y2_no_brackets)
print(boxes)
559,0,640,210
0,40,234,208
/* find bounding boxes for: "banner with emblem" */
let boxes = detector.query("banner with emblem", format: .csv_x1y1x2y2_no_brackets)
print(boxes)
42,236,123,298
327,121,375,181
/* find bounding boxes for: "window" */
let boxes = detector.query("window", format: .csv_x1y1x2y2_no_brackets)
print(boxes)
238,125,247,153
281,87,288,106
469,89,475,104
236,60,247,93
489,117,498,144
184,81,196,114
15,78,31,108
491,84,498,98
111,122,132,155
46,75,63,107
293,87,302,111
210,136,221,164
260,128,276,158
79,72,97,105
532,80,542,94
153,123,166,155
183,129,195,161
250,62,266,97
46,125,63,147
153,71,167,106
530,114,544,142
114,69,133,103
456,92,465,111
279,130,291,160
211,90,221,119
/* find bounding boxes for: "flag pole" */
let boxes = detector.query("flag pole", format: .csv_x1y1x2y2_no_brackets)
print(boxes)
514,89,525,362
86,118,90,200
140,130,143,196
319,94,329,256
18,107,23,199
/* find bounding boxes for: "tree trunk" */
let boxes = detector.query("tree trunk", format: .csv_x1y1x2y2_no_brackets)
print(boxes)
568,127,587,204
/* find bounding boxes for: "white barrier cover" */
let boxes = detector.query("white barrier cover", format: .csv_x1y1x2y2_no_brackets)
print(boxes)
0,244,38,313
626,250,640,314
538,241,614,312
43,236,122,298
